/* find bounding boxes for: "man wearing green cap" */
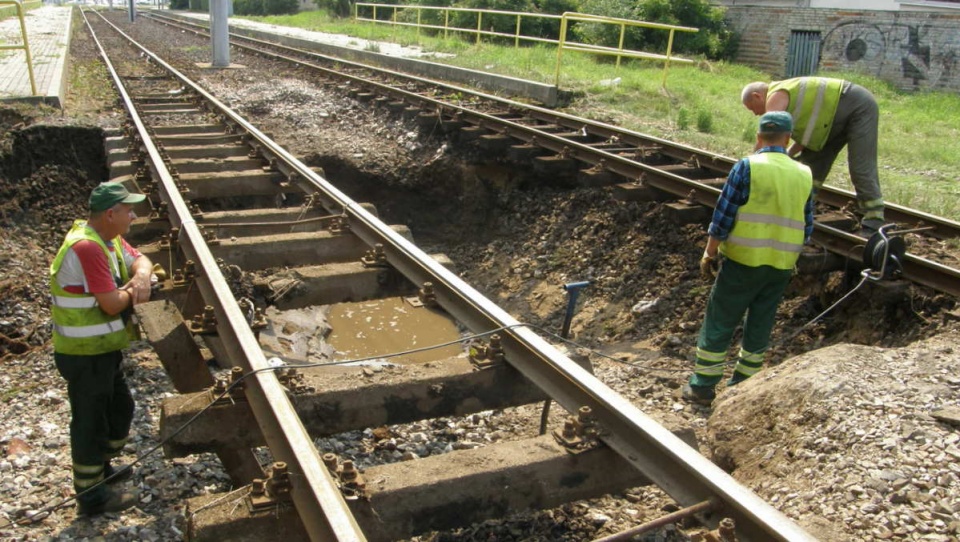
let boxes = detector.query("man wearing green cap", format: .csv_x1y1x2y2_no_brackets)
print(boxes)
49,182,153,515
740,77,884,235
682,112,814,405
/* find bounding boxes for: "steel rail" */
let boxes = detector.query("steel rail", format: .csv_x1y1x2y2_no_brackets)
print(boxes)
84,11,366,542
96,11,817,542
144,11,960,241
141,12,960,298
811,223,960,297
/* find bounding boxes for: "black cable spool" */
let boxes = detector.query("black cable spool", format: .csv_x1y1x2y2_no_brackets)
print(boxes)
863,230,906,279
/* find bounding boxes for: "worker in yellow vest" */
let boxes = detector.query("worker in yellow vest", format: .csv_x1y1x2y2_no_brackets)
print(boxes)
683,112,813,405
741,77,884,235
50,182,153,515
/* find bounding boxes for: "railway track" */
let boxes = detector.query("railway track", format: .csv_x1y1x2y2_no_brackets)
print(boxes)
134,10,960,299
79,8,823,542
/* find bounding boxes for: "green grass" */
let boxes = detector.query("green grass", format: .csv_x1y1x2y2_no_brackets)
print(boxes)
235,14,960,221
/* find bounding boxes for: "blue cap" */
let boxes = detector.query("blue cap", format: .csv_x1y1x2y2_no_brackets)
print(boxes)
758,111,793,133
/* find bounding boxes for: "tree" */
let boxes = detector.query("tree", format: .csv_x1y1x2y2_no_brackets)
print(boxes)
573,0,737,60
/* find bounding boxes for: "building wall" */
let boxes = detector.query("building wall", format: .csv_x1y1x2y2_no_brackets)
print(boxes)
725,6,960,91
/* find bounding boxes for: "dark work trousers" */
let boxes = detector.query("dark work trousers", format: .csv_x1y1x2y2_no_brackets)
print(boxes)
690,258,793,388
54,350,134,507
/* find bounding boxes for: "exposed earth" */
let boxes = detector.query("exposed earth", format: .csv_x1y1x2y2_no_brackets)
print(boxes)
1,10,959,542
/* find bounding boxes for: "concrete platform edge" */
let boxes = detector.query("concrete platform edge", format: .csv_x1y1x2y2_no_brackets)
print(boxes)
161,11,559,107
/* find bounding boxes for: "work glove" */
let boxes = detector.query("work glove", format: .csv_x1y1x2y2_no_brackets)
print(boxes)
700,254,719,281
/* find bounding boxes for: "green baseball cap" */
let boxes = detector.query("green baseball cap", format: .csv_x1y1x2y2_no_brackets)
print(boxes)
758,111,793,134
89,182,146,212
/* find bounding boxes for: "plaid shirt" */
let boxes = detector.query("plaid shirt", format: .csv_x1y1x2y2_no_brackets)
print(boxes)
707,146,814,242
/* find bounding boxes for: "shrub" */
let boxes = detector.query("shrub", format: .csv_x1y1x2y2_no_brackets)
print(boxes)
696,108,713,133
677,107,690,131
313,0,355,18
233,0,298,15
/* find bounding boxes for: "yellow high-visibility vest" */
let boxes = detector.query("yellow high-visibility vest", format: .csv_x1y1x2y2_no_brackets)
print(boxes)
769,77,844,152
50,220,132,355
721,153,812,270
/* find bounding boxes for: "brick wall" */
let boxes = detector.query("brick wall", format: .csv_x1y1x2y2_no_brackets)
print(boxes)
725,6,960,92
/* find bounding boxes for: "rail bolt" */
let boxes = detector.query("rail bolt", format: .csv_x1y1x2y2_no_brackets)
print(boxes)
341,460,358,483
361,243,388,268
562,419,578,439
418,282,437,307
251,478,265,496
322,453,339,471
488,334,504,363
718,517,736,541
202,305,217,329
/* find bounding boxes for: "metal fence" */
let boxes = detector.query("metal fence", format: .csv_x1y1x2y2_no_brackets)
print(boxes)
353,3,697,88
0,0,37,96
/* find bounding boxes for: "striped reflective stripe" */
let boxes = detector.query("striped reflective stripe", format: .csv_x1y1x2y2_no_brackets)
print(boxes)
54,318,125,338
737,212,805,230
52,295,98,309
791,80,806,121
106,438,127,455
73,462,104,474
800,79,828,147
695,348,726,362
726,235,803,253
74,473,105,488
733,361,763,376
694,347,726,377
739,348,766,363
694,362,725,377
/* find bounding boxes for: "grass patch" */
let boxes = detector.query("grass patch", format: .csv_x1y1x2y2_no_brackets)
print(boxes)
233,14,960,221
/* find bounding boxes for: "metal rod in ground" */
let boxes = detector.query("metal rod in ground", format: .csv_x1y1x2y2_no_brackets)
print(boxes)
592,499,716,542
540,280,591,435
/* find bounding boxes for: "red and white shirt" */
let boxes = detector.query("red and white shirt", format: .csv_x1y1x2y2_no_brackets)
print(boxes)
55,237,142,294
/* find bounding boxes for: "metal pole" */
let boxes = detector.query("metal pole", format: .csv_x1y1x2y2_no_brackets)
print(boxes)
539,280,590,435
661,29,676,89
515,15,520,48
554,13,568,86
9,0,37,95
616,23,625,70
128,0,135,21
210,0,229,67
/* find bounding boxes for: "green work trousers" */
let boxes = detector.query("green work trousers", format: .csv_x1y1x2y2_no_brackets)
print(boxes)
690,258,793,388
55,350,134,508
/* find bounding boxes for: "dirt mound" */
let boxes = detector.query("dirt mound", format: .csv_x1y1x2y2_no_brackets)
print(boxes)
708,339,960,540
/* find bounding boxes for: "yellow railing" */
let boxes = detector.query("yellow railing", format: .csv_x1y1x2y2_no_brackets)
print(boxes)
353,3,697,89
355,2,562,47
555,12,697,88
0,0,37,96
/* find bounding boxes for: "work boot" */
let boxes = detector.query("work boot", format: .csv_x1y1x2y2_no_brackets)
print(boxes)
681,383,716,406
859,218,884,238
77,487,139,516
727,371,750,387
104,461,134,485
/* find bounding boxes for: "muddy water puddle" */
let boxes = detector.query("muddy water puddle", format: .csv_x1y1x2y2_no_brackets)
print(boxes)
327,297,463,365
259,298,463,367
